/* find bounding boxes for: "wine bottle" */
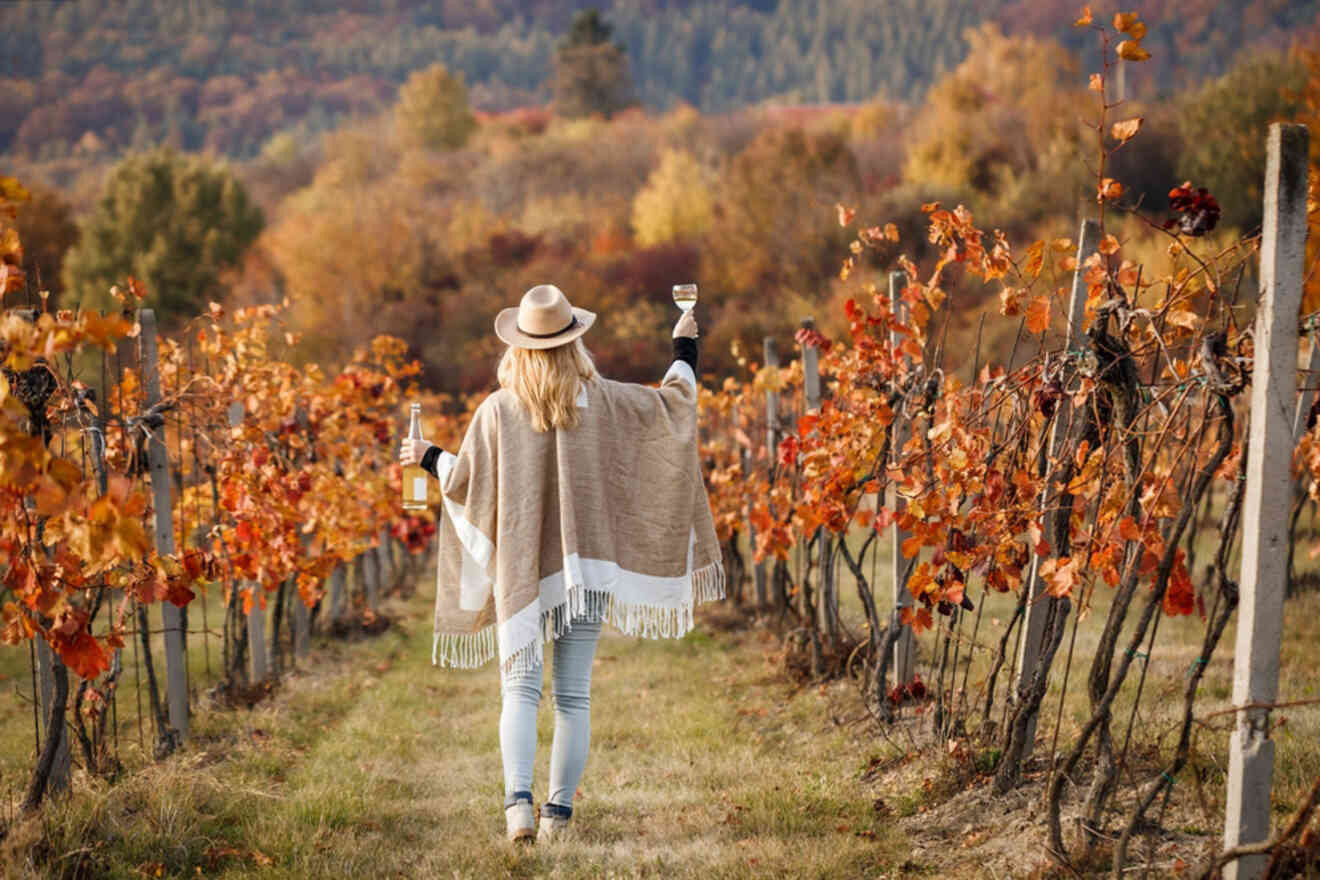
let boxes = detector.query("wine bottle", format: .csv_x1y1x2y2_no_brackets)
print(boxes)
402,402,428,511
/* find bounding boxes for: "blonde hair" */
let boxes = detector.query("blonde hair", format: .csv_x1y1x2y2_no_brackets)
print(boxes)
496,338,600,432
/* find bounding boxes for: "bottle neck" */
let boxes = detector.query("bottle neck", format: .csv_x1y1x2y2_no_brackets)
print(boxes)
408,406,422,440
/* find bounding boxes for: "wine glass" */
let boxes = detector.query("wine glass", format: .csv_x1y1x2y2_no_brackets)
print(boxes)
672,283,698,312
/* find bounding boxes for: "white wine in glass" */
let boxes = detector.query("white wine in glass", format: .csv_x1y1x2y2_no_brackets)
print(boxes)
672,283,698,312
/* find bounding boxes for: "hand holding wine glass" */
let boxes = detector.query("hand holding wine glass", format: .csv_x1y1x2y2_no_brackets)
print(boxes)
673,310,698,339
672,283,698,339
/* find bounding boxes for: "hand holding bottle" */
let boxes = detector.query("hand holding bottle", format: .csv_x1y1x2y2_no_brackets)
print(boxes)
402,403,432,510
399,435,433,468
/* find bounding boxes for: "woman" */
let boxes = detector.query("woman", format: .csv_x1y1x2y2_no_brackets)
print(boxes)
399,283,724,844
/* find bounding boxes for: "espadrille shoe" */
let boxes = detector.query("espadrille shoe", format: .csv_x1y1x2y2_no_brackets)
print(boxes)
538,815,571,843
505,802,536,843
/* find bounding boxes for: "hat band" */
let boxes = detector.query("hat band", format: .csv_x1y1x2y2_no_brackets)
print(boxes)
518,314,578,339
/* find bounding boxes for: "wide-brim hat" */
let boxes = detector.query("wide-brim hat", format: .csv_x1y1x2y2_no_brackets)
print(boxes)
495,284,596,350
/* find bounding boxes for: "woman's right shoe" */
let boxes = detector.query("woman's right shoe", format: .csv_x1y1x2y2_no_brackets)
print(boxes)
505,802,536,843
538,815,571,842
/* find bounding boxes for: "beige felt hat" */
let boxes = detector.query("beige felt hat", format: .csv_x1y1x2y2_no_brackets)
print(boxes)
495,284,596,350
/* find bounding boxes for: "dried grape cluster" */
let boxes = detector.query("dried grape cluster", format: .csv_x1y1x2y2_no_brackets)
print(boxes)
1164,182,1221,237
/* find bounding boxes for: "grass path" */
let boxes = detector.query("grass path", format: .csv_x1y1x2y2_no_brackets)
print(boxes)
11,580,912,878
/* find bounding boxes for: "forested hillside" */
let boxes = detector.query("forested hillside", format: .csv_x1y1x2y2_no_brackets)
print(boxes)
7,7,1315,397
1,0,1316,160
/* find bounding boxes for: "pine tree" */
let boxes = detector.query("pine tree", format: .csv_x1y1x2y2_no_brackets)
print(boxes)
62,149,263,325
552,9,637,120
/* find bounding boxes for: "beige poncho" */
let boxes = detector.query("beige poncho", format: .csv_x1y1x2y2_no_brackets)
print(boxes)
431,362,725,675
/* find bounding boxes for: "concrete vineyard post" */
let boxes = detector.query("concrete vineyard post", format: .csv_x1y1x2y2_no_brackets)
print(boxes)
138,309,189,739
888,271,915,690
1223,123,1309,880
764,336,791,608
1010,219,1098,760
801,317,838,642
228,398,269,684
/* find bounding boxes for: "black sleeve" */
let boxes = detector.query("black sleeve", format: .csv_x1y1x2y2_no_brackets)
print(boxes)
419,444,442,477
672,335,699,372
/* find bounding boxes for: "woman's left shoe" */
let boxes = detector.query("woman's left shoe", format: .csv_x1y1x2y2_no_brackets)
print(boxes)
505,802,536,843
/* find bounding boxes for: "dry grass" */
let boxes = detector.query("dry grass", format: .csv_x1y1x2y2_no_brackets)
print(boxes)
3,509,1319,878
781,515,1320,877
2,580,912,878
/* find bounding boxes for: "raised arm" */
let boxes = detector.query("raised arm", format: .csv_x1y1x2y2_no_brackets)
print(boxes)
664,310,700,391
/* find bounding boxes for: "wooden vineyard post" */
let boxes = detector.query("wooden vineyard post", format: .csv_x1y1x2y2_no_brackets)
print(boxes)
1287,327,1319,598
743,446,768,608
1292,330,1320,445
762,336,780,607
392,535,408,581
888,271,915,690
33,641,71,794
1008,219,1098,763
327,562,348,624
364,542,381,612
292,538,311,661
353,554,368,616
228,399,269,684
291,589,311,660
764,336,780,467
138,309,189,740
378,528,394,591
801,317,838,644
246,588,267,683
7,310,75,798
1223,123,1309,880
291,416,313,660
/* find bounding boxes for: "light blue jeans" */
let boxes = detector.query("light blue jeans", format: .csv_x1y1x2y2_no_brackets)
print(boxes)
500,615,602,819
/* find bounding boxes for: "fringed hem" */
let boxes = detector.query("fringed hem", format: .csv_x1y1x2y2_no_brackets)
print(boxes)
432,625,497,668
434,559,728,677
693,558,726,604
500,558,728,678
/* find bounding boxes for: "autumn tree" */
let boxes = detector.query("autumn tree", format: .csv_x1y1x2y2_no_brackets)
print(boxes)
260,128,487,384
902,24,1089,224
707,125,861,299
63,149,262,325
14,184,78,306
1177,49,1308,232
395,63,478,151
688,124,862,366
631,148,715,246
264,168,432,367
553,9,637,120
